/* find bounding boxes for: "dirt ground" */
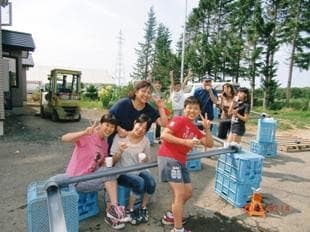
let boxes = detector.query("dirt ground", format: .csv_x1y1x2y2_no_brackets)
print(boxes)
0,106,310,232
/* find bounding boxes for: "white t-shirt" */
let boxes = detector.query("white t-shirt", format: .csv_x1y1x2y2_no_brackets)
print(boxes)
171,90,185,110
110,134,151,175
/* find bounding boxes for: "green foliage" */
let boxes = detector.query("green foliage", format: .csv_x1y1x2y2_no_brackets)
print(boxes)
83,84,98,100
98,84,133,109
152,23,174,90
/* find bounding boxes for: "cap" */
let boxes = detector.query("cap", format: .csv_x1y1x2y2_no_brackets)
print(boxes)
203,75,213,81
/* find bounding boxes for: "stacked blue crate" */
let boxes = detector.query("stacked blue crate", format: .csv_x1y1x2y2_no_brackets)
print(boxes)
214,151,264,207
77,192,100,221
250,118,277,157
27,180,79,232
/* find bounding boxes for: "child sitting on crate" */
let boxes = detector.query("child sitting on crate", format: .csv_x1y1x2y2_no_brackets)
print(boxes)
110,114,156,225
157,96,213,232
53,113,129,230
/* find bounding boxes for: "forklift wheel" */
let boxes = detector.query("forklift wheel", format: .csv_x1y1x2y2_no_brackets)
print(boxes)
40,106,46,118
76,114,81,122
51,110,58,122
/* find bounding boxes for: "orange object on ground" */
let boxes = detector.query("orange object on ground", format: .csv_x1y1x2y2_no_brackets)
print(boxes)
244,192,266,217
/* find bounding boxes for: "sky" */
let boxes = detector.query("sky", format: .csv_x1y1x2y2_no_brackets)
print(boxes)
3,0,309,87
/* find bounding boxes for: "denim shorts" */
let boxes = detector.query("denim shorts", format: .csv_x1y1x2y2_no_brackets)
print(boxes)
158,156,191,183
51,167,117,192
117,171,156,196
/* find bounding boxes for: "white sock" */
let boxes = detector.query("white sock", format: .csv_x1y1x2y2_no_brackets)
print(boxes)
174,228,184,232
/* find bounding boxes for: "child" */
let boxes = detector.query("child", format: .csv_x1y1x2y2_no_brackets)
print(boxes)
169,69,192,116
227,87,251,143
59,113,129,230
157,96,214,232
111,114,156,225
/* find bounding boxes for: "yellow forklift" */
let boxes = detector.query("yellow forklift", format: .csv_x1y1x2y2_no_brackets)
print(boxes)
40,69,82,121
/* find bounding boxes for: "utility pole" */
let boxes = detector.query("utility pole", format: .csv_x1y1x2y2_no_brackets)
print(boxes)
180,0,188,84
115,30,125,86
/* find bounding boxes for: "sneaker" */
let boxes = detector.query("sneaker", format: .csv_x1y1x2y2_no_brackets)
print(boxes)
128,208,142,225
107,205,129,222
105,216,125,230
170,228,192,232
140,207,149,223
118,205,131,222
162,210,188,225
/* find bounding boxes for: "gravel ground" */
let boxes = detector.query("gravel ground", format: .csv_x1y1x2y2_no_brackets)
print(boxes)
0,106,310,232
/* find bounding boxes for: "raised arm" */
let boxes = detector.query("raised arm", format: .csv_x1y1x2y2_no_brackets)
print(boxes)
181,69,193,89
169,70,174,93
62,121,98,143
205,86,218,103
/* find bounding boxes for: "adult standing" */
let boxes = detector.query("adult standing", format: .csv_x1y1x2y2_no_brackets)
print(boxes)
211,83,235,139
109,80,168,146
193,75,218,122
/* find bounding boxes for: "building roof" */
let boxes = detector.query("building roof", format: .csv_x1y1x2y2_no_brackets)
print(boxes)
2,29,35,51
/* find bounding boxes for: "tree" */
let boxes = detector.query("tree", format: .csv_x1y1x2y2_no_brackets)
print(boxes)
131,7,157,80
281,0,310,103
152,23,173,90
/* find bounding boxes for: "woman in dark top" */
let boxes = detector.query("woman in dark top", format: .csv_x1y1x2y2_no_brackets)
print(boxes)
227,87,251,144
108,80,168,146
217,83,235,139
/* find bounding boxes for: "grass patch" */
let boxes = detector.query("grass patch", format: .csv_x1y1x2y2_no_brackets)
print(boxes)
253,107,310,130
80,100,103,109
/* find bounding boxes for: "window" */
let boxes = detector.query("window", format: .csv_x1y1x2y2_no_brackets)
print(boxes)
3,57,18,88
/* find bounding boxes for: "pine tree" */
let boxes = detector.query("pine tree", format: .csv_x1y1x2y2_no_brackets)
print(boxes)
281,0,310,103
152,23,173,89
131,7,157,80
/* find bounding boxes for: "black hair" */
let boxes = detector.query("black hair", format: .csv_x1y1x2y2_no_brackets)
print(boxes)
222,83,235,98
100,113,118,126
237,87,251,105
128,80,153,99
135,113,152,131
184,96,201,109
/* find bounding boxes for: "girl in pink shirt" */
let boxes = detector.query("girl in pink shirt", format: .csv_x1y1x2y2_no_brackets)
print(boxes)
61,113,129,229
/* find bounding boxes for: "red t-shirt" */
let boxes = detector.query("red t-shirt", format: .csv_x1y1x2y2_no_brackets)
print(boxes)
158,116,203,164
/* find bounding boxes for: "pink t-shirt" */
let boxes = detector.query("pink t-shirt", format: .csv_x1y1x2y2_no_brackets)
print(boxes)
66,133,108,177
158,116,203,164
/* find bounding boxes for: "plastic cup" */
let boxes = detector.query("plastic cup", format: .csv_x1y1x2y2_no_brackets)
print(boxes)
105,157,113,168
138,153,146,163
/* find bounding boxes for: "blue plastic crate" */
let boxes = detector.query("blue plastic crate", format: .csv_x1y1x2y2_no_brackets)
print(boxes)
212,123,218,136
115,185,142,208
146,130,154,145
257,118,277,143
214,171,261,208
27,180,79,232
78,192,100,221
250,140,277,157
217,150,264,183
186,159,202,171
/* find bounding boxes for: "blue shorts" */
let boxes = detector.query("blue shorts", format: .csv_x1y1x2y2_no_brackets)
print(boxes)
158,156,191,184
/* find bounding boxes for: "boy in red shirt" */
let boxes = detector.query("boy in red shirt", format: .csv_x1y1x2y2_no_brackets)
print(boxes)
157,96,213,232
